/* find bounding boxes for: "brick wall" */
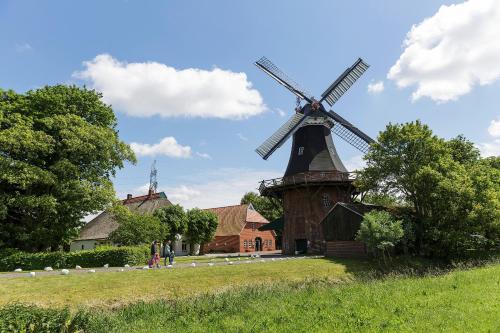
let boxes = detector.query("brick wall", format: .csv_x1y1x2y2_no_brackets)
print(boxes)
202,222,276,253
325,241,367,258
239,222,276,253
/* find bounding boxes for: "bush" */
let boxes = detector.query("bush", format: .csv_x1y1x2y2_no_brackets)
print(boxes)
0,246,149,271
356,211,404,263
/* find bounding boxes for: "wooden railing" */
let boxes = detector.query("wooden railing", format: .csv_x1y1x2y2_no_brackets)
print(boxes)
259,171,356,193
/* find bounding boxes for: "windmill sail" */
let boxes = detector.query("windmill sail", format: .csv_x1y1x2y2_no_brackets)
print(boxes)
256,112,307,160
320,58,369,106
255,57,314,103
322,110,374,154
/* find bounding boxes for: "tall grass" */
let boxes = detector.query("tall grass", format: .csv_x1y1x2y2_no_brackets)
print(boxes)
1,261,499,332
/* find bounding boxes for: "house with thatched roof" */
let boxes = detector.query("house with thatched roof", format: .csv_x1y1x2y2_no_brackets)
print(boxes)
70,191,172,252
202,204,276,253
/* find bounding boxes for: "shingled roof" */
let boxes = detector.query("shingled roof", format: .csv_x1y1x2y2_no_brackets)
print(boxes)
204,204,269,237
76,192,172,241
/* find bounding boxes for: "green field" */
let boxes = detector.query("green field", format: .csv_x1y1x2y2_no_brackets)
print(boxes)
1,258,499,332
0,257,365,308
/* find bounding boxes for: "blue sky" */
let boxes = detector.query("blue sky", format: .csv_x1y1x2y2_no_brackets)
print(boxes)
1,0,499,209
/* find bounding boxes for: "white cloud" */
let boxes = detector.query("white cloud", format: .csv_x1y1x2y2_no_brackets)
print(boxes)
487,119,500,137
275,108,287,117
344,155,366,172
120,168,279,209
15,43,32,52
196,152,212,159
74,54,266,119
478,118,500,156
478,139,500,157
388,0,500,102
130,137,191,158
367,81,385,94
237,133,248,141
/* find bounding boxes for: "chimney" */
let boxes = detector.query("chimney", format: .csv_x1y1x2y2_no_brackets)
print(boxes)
126,194,132,200
148,188,154,197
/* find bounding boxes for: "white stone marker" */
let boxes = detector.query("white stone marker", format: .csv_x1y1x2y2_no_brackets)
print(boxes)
14,268,22,272
29,272,36,277
44,267,53,271
75,265,82,269
61,269,69,275
88,269,96,273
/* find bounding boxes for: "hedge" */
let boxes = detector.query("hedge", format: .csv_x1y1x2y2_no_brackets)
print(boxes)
0,246,149,271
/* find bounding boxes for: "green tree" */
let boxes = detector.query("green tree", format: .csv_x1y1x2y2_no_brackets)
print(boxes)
356,211,404,263
108,204,167,246
0,85,135,251
240,192,282,222
356,121,500,257
154,204,188,242
186,208,218,254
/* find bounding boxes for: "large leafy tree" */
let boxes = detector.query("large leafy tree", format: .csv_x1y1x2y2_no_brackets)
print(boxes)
109,204,167,246
186,208,218,254
0,85,135,251
154,204,188,242
240,192,282,222
356,121,499,257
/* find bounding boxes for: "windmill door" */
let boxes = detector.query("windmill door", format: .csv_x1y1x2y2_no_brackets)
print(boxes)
295,239,307,254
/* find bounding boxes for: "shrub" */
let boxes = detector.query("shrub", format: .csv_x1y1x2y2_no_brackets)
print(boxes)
0,304,71,333
356,211,404,263
0,246,148,271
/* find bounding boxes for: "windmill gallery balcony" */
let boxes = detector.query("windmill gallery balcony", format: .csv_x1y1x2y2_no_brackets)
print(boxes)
258,171,357,196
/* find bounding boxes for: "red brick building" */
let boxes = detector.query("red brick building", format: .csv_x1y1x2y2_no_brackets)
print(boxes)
202,204,276,253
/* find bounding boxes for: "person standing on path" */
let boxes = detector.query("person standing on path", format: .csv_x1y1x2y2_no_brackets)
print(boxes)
163,240,171,266
150,240,159,268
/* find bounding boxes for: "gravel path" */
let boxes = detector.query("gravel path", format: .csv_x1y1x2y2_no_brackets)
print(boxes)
0,255,322,279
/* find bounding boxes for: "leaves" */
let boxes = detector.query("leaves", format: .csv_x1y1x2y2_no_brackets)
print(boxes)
0,85,135,251
356,120,499,258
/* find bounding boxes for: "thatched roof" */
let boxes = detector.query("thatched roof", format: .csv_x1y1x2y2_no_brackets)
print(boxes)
204,204,269,237
75,192,172,241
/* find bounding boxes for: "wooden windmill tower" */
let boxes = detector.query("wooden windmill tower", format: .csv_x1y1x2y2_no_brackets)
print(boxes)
254,56,375,254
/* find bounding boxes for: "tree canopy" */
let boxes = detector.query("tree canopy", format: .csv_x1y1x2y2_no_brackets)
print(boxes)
241,192,282,222
186,208,218,253
108,204,167,246
0,85,135,251
356,121,500,257
154,204,188,242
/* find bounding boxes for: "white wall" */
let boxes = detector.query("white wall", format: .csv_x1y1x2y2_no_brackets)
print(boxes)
70,240,99,252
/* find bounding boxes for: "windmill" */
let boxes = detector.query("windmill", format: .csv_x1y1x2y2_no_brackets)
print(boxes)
254,56,375,254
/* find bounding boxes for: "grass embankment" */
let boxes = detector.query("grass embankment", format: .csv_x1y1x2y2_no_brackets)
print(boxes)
0,258,366,308
2,261,498,332
92,263,500,332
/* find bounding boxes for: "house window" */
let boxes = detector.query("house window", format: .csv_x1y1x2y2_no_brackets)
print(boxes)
244,240,247,248
182,242,187,252
269,239,272,247
298,146,304,156
322,193,331,209
252,223,256,230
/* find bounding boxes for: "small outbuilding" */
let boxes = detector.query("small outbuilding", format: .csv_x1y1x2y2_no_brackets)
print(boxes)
202,204,276,253
321,202,382,258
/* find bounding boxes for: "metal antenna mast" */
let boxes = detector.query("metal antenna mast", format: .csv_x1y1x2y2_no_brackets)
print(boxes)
149,160,158,194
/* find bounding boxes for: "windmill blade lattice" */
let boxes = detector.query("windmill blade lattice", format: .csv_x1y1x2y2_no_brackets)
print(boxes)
320,58,369,106
322,110,374,154
255,112,307,160
255,57,315,102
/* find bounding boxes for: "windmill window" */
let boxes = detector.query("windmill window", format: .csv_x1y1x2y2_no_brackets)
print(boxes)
322,193,332,209
298,147,304,156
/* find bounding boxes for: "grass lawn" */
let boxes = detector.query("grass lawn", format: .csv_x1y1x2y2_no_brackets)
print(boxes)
101,263,499,333
0,257,368,308
2,261,497,332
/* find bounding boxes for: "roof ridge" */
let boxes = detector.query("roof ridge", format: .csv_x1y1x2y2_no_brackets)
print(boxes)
203,203,249,210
